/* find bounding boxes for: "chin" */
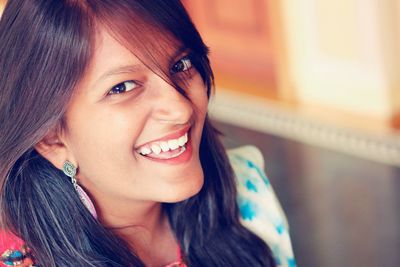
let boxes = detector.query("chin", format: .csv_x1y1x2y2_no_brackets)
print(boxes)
162,173,204,203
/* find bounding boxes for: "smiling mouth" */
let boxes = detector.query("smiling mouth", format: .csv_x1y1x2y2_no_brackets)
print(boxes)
135,131,189,160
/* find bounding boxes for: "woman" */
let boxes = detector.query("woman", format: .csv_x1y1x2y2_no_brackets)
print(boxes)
0,1,294,266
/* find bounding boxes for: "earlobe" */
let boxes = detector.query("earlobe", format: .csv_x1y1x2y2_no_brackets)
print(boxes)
34,130,76,171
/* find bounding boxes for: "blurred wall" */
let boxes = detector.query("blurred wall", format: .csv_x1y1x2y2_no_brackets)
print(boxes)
182,0,281,99
184,0,400,127
0,0,5,15
281,0,400,121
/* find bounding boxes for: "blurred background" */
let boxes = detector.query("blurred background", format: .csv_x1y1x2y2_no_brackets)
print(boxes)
182,1,400,267
2,1,400,266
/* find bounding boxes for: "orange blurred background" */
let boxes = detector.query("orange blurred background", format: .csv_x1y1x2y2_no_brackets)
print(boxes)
183,0,400,133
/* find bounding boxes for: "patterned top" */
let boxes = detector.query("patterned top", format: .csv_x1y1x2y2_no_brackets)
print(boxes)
0,145,296,267
228,146,297,267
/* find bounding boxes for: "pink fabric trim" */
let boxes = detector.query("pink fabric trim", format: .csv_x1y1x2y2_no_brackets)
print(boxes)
0,230,24,252
163,246,186,267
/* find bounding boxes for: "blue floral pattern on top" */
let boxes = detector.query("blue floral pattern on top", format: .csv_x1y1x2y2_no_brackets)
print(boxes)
228,146,297,267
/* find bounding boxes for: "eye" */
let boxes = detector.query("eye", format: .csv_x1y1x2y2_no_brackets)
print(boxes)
108,80,139,95
170,56,193,74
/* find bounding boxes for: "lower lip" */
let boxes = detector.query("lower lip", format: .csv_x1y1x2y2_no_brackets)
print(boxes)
138,139,193,165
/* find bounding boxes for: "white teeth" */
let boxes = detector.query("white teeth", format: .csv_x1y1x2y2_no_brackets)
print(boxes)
151,144,162,155
178,137,185,146
160,141,170,152
168,139,179,150
139,147,151,155
183,133,188,144
138,132,189,156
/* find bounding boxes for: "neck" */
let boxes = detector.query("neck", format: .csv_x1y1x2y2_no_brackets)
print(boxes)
101,199,164,231
98,197,165,243
95,196,179,266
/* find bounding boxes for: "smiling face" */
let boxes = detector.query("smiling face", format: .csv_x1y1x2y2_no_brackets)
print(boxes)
61,28,208,214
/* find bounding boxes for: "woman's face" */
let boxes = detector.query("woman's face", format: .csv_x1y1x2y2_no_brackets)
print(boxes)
62,29,208,208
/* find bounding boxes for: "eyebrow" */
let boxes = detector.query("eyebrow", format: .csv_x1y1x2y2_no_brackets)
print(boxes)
96,64,145,83
170,46,190,64
95,46,189,84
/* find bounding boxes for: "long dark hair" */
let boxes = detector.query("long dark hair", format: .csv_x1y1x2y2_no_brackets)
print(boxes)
0,1,276,266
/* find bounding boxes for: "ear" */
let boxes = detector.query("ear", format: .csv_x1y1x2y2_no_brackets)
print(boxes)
34,126,77,171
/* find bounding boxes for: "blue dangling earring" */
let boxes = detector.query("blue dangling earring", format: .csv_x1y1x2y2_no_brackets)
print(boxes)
63,161,97,218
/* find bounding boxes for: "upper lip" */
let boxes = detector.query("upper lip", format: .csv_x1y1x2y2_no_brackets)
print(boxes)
135,125,191,149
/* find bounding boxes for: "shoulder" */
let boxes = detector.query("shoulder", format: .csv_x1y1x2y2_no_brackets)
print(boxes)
227,145,297,267
0,230,36,267
227,145,272,202
226,145,287,228
227,145,265,169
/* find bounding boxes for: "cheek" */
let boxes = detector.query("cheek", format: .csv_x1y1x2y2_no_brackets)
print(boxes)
66,104,144,182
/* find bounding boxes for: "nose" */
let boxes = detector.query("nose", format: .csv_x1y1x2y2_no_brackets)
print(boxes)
149,75,193,125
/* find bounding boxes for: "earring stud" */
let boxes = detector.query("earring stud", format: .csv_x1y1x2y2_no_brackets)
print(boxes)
63,160,77,178
62,160,97,218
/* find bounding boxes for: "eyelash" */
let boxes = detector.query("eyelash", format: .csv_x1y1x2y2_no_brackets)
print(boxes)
107,80,139,95
107,55,194,96
170,55,193,74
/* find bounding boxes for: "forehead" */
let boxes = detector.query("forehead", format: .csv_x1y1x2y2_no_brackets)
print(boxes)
96,26,183,71
91,29,142,75
71,29,138,95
